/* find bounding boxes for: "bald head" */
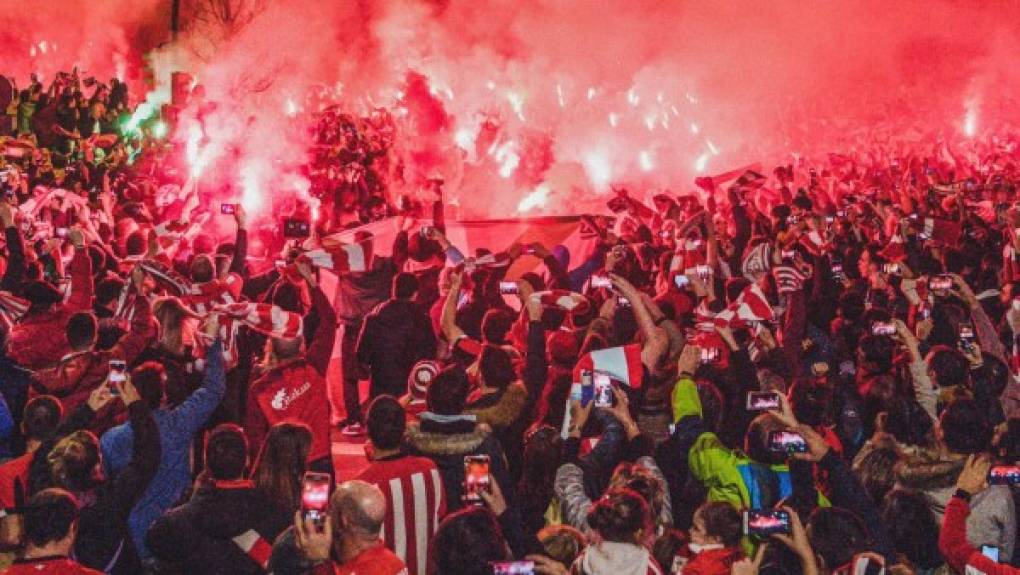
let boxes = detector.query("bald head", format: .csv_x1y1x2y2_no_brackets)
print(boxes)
331,480,386,539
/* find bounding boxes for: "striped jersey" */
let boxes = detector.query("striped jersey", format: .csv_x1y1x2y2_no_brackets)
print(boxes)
356,455,445,575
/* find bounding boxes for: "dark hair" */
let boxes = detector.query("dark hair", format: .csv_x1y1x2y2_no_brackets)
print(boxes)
883,397,933,447
697,501,743,547
430,507,508,575
857,334,893,373
588,488,650,544
124,231,147,257
23,489,79,548
652,530,686,575
479,345,515,390
940,398,992,454
807,507,872,571
393,272,419,300
881,489,943,569
789,379,833,427
95,277,125,307
252,422,312,511
852,446,901,506
132,362,166,410
927,346,969,388
427,367,469,415
480,309,515,344
270,281,304,315
190,255,215,283
22,396,62,442
48,431,100,492
205,424,249,480
366,395,406,450
745,413,786,466
66,311,98,351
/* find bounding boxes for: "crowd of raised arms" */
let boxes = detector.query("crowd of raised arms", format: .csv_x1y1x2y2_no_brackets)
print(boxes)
4,67,1020,575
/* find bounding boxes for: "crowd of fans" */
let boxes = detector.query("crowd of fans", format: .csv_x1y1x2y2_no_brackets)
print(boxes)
3,66,1020,575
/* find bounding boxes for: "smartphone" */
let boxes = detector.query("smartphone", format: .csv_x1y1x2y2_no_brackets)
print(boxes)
420,225,434,238
959,323,975,341
220,203,236,215
930,275,953,292
590,275,612,289
274,259,287,268
580,369,593,388
836,210,847,218
463,455,491,504
747,391,780,411
767,430,809,453
674,275,690,289
593,373,613,408
498,281,518,295
918,306,931,321
491,561,535,575
872,322,896,336
851,554,885,575
55,227,68,239
832,264,845,281
694,265,712,279
883,263,900,275
988,465,1020,485
825,216,834,224
781,250,796,260
981,546,1001,563
301,472,332,529
743,509,791,537
282,218,311,239
659,230,672,240
522,246,536,256
700,347,720,364
108,359,127,386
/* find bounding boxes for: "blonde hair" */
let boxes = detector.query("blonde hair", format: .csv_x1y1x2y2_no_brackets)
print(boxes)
48,430,100,492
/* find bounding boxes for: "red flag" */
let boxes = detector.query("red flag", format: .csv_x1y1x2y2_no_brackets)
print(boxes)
922,218,962,245
694,163,764,192
572,344,644,389
713,283,773,328
530,290,590,314
300,242,372,272
879,233,907,262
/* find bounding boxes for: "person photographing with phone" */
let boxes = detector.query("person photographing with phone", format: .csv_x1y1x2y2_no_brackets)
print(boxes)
941,454,1020,575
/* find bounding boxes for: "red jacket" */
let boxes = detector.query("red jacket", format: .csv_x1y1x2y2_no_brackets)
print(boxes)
245,286,337,462
32,296,154,432
9,248,93,370
682,546,744,575
940,495,1019,575
4,556,103,575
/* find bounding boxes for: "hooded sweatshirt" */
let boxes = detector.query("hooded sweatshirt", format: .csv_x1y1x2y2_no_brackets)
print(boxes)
571,541,664,575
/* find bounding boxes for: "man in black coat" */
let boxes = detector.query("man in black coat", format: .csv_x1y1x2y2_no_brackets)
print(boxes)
356,272,437,404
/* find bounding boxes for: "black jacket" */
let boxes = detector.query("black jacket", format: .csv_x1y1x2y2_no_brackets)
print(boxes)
356,298,436,398
146,480,292,575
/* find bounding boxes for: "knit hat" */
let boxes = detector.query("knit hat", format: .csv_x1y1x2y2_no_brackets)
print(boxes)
403,360,440,407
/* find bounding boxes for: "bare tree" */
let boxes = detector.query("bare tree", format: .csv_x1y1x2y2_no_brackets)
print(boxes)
179,0,270,60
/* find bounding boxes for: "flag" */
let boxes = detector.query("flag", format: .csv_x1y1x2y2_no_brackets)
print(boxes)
922,218,962,245
0,138,35,159
694,162,763,192
183,274,244,315
0,291,29,330
530,290,590,314
138,259,191,296
199,303,304,367
741,242,772,280
572,344,644,389
713,283,774,329
231,529,272,570
733,170,767,189
300,242,372,272
799,229,829,256
772,265,807,294
86,133,119,148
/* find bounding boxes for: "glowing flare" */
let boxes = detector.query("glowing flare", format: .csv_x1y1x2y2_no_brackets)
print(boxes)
454,125,477,152
639,150,654,171
707,140,720,155
556,84,565,108
644,114,656,131
608,113,619,127
517,184,550,213
152,120,168,139
583,150,612,190
506,91,526,121
963,104,978,137
690,123,699,135
587,87,597,101
627,88,640,107
285,98,299,117
493,141,520,178
694,153,710,173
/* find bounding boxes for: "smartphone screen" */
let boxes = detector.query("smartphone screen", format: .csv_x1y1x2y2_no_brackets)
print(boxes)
988,465,1020,485
301,472,332,528
743,509,791,537
930,276,953,292
463,455,491,503
498,281,518,295
593,374,613,407
871,322,896,336
220,203,236,215
491,561,535,575
282,218,311,239
960,323,975,340
747,391,780,411
55,227,68,238
617,296,631,307
699,347,719,364
674,275,690,289
981,546,1000,563
108,359,127,385
590,275,612,289
768,430,808,453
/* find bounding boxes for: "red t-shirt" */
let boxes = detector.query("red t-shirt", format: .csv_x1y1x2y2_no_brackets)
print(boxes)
4,556,103,575
0,453,33,516
310,544,408,575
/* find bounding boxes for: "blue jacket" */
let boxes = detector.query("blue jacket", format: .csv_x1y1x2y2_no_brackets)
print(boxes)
100,341,226,559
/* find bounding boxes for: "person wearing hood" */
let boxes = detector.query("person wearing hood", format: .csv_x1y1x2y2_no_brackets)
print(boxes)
357,272,437,407
402,365,509,513
895,398,1015,561
571,488,665,575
